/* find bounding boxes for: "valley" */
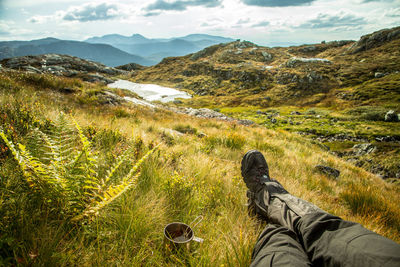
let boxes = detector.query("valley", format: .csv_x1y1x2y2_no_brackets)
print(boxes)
0,25,399,265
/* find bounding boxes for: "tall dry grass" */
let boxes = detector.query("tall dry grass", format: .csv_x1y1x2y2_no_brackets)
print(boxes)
0,73,399,265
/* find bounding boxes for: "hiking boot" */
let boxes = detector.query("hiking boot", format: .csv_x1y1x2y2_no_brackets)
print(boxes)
241,150,270,193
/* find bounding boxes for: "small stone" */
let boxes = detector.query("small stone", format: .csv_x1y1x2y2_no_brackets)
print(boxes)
352,143,376,156
375,72,385,78
385,110,398,122
238,119,255,126
315,165,340,179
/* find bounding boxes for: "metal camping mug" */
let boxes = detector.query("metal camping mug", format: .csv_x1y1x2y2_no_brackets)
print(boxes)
164,216,204,250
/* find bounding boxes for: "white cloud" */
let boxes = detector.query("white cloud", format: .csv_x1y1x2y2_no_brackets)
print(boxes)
27,2,136,24
294,11,368,30
63,2,120,22
0,20,32,37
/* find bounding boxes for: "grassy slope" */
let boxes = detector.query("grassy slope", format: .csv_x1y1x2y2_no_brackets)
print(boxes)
0,72,399,265
131,37,400,109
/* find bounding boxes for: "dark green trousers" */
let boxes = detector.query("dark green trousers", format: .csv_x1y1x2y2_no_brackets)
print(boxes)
249,181,400,267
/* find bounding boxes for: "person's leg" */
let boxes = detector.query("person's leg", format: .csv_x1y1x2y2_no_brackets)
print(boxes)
242,150,400,267
251,224,312,267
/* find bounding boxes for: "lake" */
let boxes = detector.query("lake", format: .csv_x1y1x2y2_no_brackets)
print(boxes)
107,80,191,103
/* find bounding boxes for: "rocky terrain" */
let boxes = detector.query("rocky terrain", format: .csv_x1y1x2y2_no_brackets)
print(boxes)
132,26,400,108
129,26,400,180
0,26,399,180
0,54,125,84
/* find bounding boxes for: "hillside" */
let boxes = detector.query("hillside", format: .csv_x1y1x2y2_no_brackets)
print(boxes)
0,38,155,66
132,26,400,108
130,26,400,180
0,68,399,265
0,26,399,265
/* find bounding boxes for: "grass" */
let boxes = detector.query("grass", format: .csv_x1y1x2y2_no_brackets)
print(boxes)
0,71,399,266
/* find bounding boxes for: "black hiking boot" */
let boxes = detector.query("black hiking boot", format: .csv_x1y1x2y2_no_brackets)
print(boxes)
241,150,270,193
241,150,271,219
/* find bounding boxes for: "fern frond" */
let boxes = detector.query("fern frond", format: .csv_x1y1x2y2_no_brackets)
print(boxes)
74,144,159,221
31,128,69,190
0,131,57,191
71,117,99,200
0,131,36,188
102,147,134,186
124,144,159,180
76,172,141,220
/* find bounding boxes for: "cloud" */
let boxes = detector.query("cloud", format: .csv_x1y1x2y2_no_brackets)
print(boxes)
28,15,53,24
385,7,400,17
144,0,222,12
199,17,224,28
0,20,32,37
62,2,120,22
241,0,315,7
252,20,270,27
296,12,367,29
359,0,396,2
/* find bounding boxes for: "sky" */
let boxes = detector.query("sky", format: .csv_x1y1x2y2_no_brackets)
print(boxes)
0,0,399,46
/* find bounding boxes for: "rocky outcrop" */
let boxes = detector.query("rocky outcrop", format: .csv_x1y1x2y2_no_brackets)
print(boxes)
190,44,223,61
385,110,399,122
0,54,124,84
116,63,146,71
286,57,331,67
348,26,400,54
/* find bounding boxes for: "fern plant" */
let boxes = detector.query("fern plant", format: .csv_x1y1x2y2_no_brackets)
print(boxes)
0,113,158,222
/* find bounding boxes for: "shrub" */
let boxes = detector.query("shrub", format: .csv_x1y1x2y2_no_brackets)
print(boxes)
224,132,246,150
173,124,198,135
346,106,387,121
203,132,246,150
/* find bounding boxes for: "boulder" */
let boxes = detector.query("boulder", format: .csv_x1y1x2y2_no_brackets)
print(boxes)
286,57,331,67
385,110,398,122
116,63,145,71
352,143,376,156
261,51,272,61
238,119,255,126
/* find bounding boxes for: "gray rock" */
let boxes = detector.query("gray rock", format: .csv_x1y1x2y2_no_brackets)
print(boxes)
290,111,301,115
197,132,207,138
173,100,183,104
238,119,255,126
234,40,256,49
271,118,277,123
385,110,398,122
352,143,376,156
300,46,317,52
22,66,42,74
261,51,272,61
374,72,385,78
286,57,331,67
315,165,340,179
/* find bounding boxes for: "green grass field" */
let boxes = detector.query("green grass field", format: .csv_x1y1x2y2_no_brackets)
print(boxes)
1,72,399,266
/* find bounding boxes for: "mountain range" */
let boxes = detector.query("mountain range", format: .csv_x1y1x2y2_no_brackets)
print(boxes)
85,33,234,63
0,34,234,67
